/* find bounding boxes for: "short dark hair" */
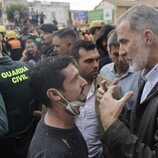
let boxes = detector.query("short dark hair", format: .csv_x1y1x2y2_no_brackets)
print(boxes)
53,27,78,42
70,40,96,61
40,23,58,33
25,39,36,46
29,55,74,107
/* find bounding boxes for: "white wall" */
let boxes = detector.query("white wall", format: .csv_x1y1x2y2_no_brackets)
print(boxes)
28,1,70,26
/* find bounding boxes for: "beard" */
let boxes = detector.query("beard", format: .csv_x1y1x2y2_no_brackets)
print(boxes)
131,46,149,71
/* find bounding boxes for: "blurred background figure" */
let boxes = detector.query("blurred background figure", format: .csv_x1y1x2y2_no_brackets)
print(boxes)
6,30,23,60
80,26,92,41
52,17,58,26
14,10,20,26
89,20,105,43
20,39,41,64
53,27,78,55
17,25,40,52
40,23,58,58
0,26,10,56
96,25,115,70
39,11,46,25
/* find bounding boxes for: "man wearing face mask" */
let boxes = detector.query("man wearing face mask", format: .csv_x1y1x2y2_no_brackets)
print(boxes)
27,55,88,158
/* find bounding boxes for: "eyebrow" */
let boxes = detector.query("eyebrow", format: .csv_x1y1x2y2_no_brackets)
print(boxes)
84,56,100,61
113,52,119,55
118,38,128,43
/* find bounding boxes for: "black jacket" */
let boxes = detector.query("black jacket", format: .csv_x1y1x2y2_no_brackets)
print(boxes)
40,46,58,59
101,78,158,158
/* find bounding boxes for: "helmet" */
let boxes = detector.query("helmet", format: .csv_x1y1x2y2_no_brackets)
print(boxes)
90,20,105,28
80,26,88,34
6,30,16,39
0,26,6,33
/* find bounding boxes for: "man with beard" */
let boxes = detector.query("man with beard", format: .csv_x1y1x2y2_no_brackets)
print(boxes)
97,5,158,158
40,23,58,58
70,40,105,158
20,39,41,64
53,27,78,56
100,30,141,119
27,56,88,158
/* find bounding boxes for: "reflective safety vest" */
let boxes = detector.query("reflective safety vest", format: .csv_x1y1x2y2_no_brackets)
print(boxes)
8,39,22,49
7,39,23,60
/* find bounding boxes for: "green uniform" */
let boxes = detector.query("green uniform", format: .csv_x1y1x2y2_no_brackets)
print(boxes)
0,92,8,137
0,56,36,158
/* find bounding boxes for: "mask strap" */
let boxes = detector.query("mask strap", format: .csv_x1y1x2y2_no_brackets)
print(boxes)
53,89,69,106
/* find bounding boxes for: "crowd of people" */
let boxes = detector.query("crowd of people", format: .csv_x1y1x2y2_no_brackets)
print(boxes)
0,4,158,158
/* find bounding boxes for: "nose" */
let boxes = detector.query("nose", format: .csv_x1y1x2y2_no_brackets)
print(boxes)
93,60,99,68
119,46,126,55
118,54,124,62
53,45,58,52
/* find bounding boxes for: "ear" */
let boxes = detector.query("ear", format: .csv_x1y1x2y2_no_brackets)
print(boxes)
66,41,72,48
107,46,110,55
73,59,79,67
144,30,154,45
47,88,61,102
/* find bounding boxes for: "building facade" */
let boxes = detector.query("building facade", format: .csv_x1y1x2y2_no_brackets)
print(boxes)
28,1,70,26
95,0,158,23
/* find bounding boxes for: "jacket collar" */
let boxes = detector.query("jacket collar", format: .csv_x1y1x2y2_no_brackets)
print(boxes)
142,82,158,104
0,56,13,64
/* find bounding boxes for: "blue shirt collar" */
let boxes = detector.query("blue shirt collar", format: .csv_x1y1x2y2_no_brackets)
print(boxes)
110,63,134,78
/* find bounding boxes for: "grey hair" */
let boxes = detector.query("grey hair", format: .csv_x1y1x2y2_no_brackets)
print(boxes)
116,4,158,35
107,30,119,53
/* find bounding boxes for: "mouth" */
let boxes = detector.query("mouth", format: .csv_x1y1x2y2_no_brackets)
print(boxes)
80,88,87,102
92,70,98,74
92,72,98,77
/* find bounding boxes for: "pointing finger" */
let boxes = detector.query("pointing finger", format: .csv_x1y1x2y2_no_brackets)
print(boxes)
111,78,119,86
106,85,117,97
100,80,107,91
119,91,134,108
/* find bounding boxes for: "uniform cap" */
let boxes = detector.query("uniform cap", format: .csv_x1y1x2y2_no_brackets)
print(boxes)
40,23,58,33
90,20,105,28
80,26,88,33
6,30,16,39
0,25,6,33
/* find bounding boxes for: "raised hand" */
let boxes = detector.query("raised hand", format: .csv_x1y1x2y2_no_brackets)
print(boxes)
99,84,133,131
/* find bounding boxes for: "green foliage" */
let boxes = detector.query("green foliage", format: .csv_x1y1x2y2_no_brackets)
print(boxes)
5,4,28,22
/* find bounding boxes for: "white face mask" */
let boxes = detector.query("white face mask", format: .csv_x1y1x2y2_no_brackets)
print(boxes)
55,90,85,116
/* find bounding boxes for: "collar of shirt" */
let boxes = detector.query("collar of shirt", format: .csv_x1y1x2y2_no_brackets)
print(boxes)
140,64,158,103
86,80,96,100
142,64,158,86
110,63,134,79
